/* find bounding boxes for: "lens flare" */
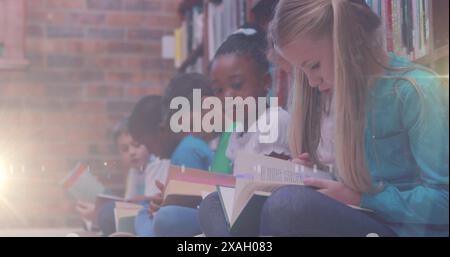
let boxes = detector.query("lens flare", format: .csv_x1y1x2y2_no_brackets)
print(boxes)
0,159,7,188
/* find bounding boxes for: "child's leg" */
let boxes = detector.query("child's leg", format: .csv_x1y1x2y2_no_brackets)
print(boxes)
134,203,155,237
153,206,202,237
97,201,116,236
260,185,397,237
198,192,232,237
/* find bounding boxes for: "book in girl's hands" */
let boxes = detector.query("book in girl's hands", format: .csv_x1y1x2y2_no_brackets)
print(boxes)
217,183,272,235
233,151,334,182
161,165,236,208
60,163,106,204
218,153,372,234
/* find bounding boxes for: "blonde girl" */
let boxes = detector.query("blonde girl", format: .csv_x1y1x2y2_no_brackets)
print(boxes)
199,0,448,237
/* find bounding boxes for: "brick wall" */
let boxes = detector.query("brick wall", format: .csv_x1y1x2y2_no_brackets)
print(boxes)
0,0,181,227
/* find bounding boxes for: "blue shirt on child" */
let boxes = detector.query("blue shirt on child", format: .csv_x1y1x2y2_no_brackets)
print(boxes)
170,135,214,171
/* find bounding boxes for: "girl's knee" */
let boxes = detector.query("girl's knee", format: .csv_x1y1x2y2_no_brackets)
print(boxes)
199,192,221,217
153,206,178,231
261,185,322,221
153,206,200,236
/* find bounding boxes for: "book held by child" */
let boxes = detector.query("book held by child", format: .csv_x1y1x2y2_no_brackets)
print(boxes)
218,152,371,234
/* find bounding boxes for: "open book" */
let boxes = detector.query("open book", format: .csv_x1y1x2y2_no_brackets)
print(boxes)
94,193,126,216
233,151,334,182
161,165,235,208
218,153,372,234
60,163,106,204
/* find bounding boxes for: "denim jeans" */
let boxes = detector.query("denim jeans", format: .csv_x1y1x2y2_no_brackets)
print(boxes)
134,205,202,237
97,200,116,236
199,185,397,237
134,202,155,237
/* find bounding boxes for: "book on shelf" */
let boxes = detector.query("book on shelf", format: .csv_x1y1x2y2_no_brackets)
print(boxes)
208,0,247,62
175,3,204,71
365,0,431,61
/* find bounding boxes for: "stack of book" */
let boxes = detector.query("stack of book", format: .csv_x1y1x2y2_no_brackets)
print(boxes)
365,0,431,60
175,3,204,71
207,0,248,61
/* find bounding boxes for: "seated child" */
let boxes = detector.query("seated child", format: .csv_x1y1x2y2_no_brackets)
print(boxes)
127,95,175,237
133,73,218,236
76,117,156,236
209,24,291,164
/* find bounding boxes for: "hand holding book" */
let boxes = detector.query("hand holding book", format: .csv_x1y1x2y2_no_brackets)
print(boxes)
292,153,314,168
148,180,165,218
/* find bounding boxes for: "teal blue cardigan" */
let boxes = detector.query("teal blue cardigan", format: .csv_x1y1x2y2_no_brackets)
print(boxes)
360,54,449,236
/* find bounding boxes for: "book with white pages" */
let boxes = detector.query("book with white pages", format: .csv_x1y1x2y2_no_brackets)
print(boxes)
218,153,373,234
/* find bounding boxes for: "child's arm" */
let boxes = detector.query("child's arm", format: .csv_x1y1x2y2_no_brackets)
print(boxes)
148,180,165,218
361,75,449,225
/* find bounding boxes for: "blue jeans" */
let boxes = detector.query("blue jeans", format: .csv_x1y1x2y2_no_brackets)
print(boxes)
97,201,116,236
134,202,155,237
199,185,397,237
135,205,202,237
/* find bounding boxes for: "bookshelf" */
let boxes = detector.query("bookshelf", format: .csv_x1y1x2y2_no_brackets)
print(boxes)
415,0,449,81
173,0,448,93
175,0,278,74
364,0,448,82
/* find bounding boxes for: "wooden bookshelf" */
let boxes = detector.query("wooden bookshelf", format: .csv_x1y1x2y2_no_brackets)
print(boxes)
413,0,449,83
175,0,448,90
176,0,278,74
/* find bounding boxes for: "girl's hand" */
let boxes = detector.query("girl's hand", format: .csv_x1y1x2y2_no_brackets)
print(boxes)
148,180,165,218
292,153,314,168
76,201,96,221
303,178,361,206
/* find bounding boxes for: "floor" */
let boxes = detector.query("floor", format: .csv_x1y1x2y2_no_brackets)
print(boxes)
0,228,100,237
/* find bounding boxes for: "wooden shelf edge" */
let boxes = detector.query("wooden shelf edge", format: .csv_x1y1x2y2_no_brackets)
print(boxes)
434,44,449,60
414,44,449,66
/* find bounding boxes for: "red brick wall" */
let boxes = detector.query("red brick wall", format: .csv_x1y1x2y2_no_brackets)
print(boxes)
0,0,181,227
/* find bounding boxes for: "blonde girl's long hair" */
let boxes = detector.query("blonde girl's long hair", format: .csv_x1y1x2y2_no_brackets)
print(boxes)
270,0,389,193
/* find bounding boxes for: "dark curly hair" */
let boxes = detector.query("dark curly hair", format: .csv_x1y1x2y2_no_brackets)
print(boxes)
212,23,270,78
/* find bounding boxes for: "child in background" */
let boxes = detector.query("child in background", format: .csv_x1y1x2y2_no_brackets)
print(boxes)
135,73,219,237
130,80,217,236
198,23,292,236
209,23,291,164
76,117,152,236
127,95,174,237
162,73,217,171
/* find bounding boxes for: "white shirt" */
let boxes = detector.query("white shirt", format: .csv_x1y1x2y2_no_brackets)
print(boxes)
124,156,170,200
317,96,336,167
226,107,291,164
